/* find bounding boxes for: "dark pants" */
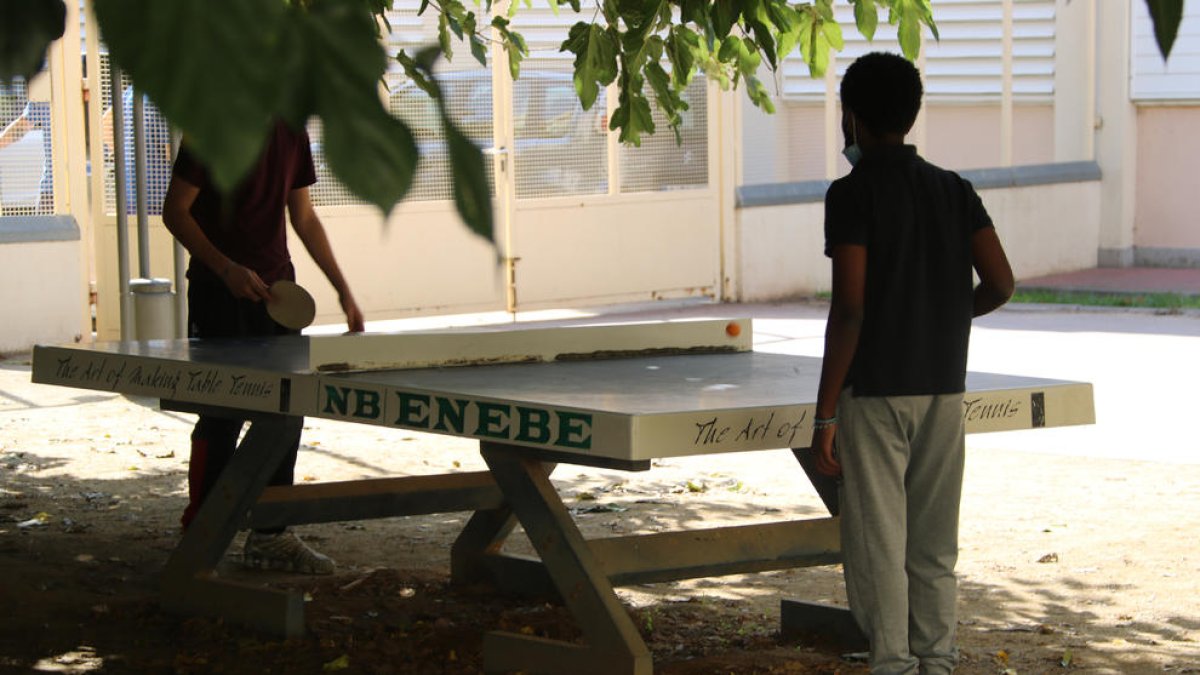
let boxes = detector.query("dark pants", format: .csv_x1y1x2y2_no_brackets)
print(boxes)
180,280,300,530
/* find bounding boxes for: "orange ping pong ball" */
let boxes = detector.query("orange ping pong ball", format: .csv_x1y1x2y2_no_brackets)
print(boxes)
726,321,741,337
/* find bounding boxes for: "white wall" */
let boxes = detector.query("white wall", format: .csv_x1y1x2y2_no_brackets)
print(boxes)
737,201,829,301
1134,106,1200,252
0,239,84,351
980,181,1101,279
735,175,1101,301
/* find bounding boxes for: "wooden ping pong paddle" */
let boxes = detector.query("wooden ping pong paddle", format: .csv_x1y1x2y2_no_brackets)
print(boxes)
267,280,316,330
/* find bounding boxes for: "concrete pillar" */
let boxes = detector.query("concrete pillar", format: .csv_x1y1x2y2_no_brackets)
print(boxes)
1094,0,1138,268
1054,0,1095,162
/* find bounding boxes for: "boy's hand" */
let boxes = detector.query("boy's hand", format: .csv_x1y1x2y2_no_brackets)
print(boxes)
812,425,842,477
222,264,271,302
340,294,365,333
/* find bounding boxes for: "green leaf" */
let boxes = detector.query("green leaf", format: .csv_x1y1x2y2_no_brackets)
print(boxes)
797,9,832,77
853,0,878,42
0,0,66,81
438,12,454,60
718,36,759,79
1145,0,1183,59
396,49,439,99
822,18,844,51
897,12,921,60
563,22,617,110
644,61,684,143
775,5,803,61
679,0,706,24
614,91,654,145
444,118,492,242
301,0,417,213
319,101,417,215
710,0,740,40
506,34,526,79
746,75,775,114
893,0,936,59
464,13,489,67
665,26,699,87
94,0,290,191
491,16,527,79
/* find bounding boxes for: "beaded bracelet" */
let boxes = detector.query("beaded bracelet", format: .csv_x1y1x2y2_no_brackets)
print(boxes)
812,416,838,430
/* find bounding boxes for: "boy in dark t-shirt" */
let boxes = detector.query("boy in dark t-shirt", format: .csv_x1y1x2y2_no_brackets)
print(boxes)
810,53,1014,674
163,120,365,575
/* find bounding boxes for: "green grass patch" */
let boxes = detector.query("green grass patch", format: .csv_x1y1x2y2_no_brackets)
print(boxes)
1012,288,1200,309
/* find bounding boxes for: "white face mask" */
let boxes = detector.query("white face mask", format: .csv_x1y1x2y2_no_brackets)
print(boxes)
842,115,862,166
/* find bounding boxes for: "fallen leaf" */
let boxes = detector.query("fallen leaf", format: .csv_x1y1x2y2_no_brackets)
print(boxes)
576,491,597,501
571,504,628,514
1061,648,1073,667
17,512,51,528
322,654,350,671
1037,553,1059,563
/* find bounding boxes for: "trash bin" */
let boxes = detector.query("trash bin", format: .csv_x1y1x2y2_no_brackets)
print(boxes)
130,277,175,340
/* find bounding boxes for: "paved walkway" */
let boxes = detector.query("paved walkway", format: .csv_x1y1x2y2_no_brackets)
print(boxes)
1019,266,1200,295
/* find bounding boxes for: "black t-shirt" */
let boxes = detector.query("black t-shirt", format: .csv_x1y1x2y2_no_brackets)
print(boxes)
172,121,317,286
824,145,993,396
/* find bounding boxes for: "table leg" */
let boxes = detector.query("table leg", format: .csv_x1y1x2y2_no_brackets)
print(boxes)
450,460,559,597
792,446,840,516
160,413,307,636
480,443,652,675
450,505,518,585
784,447,868,649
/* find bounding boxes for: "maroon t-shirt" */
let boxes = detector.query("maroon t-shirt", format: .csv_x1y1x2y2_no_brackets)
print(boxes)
172,121,317,286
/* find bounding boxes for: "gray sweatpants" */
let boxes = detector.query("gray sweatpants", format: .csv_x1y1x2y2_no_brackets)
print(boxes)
837,388,966,675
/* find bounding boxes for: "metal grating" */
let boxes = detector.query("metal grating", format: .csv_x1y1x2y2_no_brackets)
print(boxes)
97,55,173,216
619,77,709,193
0,78,54,215
508,8,608,199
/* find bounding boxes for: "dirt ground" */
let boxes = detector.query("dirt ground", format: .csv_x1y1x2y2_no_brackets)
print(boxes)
1,323,1199,674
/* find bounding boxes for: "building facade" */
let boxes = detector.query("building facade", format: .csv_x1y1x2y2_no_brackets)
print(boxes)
0,0,1195,349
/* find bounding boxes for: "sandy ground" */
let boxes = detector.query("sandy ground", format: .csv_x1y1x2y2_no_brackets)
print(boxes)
1,302,1198,674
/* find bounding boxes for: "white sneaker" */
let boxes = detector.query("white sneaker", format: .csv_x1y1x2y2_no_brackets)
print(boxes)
242,530,335,575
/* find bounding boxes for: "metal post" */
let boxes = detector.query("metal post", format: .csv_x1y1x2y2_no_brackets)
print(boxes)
133,90,150,277
110,66,133,341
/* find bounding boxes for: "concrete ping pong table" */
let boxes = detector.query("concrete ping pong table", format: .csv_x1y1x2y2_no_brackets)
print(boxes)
31,318,1094,675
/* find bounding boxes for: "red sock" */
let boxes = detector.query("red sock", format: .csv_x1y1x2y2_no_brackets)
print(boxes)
179,437,209,530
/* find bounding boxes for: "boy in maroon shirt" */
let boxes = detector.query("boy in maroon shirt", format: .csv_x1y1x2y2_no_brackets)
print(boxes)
163,121,364,574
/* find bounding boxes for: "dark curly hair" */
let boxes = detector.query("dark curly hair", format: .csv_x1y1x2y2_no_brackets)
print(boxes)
840,52,923,136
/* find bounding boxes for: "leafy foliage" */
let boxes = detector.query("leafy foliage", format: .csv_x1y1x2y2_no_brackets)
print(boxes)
3,1,1185,242
93,0,418,219
1144,0,1184,60
0,0,66,80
